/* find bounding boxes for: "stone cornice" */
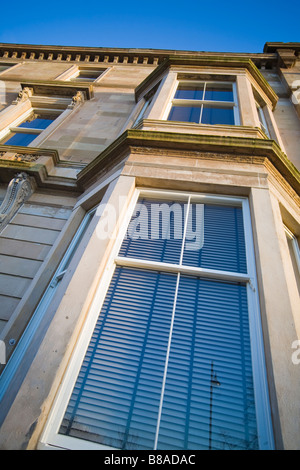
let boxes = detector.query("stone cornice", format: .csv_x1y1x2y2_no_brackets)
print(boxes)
0,42,277,69
2,132,298,197
263,43,300,69
135,56,278,109
19,80,94,100
0,145,79,192
0,145,59,164
264,42,300,53
77,129,300,196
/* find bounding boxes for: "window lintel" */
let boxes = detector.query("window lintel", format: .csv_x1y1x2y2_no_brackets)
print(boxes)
19,80,94,100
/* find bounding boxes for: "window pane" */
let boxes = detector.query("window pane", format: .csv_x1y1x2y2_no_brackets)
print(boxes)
182,204,247,273
119,198,185,264
0,65,11,73
168,106,201,123
19,116,54,130
70,69,104,81
3,132,38,146
204,84,233,102
157,276,258,450
78,71,100,79
174,84,204,100
257,106,270,137
133,98,152,126
201,106,234,125
286,233,300,296
59,267,178,450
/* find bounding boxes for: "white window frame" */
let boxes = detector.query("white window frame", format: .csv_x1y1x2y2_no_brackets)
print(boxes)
39,189,274,450
164,80,240,125
67,66,108,83
256,101,270,138
54,65,110,83
0,62,19,77
284,225,300,277
0,107,63,146
132,82,161,128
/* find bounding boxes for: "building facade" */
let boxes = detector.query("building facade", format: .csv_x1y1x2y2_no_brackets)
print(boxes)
0,41,299,450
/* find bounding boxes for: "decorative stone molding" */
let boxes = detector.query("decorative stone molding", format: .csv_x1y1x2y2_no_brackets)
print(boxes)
0,172,34,233
129,146,265,163
0,151,40,162
68,90,85,109
0,43,279,69
12,86,33,105
19,81,93,101
0,145,60,165
77,129,300,196
277,49,297,69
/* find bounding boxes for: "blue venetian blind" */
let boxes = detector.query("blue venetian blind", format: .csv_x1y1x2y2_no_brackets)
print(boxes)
119,199,247,273
58,198,257,450
59,267,178,449
183,203,247,273
157,276,258,450
59,269,257,450
118,199,185,265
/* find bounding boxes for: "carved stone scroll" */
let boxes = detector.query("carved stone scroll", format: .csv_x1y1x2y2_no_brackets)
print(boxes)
0,152,40,162
0,172,34,233
68,90,85,109
12,86,33,105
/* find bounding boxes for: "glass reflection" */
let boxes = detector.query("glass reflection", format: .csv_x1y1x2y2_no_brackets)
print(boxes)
168,106,201,123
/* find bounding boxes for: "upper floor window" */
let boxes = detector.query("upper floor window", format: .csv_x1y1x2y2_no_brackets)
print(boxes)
284,226,300,296
256,102,270,138
167,81,239,126
0,63,16,75
1,109,61,147
0,83,91,148
132,82,161,127
69,67,106,82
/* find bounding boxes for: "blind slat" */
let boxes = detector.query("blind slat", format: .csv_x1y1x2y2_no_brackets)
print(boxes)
59,267,177,450
119,200,247,274
157,276,258,450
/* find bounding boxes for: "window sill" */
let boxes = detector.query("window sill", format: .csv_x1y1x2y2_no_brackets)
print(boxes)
133,118,268,141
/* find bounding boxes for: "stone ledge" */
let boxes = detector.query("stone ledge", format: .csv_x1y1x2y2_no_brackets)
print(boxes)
0,145,79,192
135,118,268,140
77,129,300,196
20,80,93,100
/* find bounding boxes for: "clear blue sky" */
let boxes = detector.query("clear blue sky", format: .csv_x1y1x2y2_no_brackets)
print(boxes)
0,0,299,54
